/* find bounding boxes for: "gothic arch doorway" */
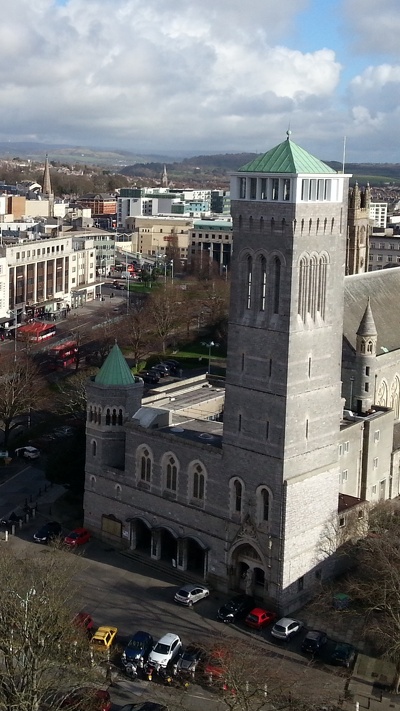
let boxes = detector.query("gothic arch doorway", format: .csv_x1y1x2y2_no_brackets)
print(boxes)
158,528,178,563
135,519,151,555
186,537,207,575
229,542,266,597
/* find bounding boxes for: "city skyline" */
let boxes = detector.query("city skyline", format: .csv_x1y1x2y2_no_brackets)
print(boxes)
1,0,399,163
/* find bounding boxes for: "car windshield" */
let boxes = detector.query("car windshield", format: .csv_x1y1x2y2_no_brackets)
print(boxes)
154,642,170,655
67,531,78,539
247,614,258,622
177,590,189,597
274,625,286,633
224,601,238,611
127,639,144,650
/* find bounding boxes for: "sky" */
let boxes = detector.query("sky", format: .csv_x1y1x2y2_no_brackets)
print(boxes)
1,0,400,162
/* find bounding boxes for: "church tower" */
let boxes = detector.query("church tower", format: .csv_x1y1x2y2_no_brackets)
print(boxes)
346,182,371,275
354,298,377,414
223,133,351,610
84,344,143,522
42,154,54,218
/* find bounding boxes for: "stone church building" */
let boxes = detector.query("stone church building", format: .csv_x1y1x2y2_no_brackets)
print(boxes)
84,135,400,613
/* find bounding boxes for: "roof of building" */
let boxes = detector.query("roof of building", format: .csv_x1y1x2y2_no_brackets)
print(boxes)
238,133,337,175
356,297,377,337
95,343,136,386
343,268,400,353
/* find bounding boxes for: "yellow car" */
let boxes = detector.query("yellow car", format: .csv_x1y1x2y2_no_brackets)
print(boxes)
90,626,118,652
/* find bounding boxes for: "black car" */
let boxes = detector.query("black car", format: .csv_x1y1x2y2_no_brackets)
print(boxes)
122,631,154,665
217,595,255,623
163,359,180,374
138,370,160,384
33,521,62,544
152,363,170,377
330,643,356,668
176,644,205,675
301,630,328,654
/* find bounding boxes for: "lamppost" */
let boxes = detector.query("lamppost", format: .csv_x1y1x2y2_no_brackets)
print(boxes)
99,259,106,300
222,264,228,281
170,260,174,284
202,340,219,375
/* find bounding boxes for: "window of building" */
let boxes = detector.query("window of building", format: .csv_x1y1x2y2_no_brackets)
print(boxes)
342,469,348,483
257,487,271,523
344,441,349,453
339,443,343,456
373,457,378,468
192,464,205,501
260,256,267,311
297,576,304,592
166,456,178,492
372,485,377,494
273,257,281,313
246,255,252,309
140,448,152,482
339,516,345,528
377,255,383,262
365,382,369,392
250,178,257,200
374,430,380,442
91,440,97,457
234,479,242,513
272,178,279,200
239,178,246,199
366,366,370,376
283,179,290,201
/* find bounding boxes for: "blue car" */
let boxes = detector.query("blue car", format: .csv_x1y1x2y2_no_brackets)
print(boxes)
121,631,154,665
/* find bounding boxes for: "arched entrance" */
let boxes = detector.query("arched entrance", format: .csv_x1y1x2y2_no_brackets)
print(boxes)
186,538,207,575
135,519,151,555
159,528,177,563
230,542,266,597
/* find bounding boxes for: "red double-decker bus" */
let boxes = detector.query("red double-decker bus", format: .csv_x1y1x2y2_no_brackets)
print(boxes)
47,341,78,370
17,322,57,342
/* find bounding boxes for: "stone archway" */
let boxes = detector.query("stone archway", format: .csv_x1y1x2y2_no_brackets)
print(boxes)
229,542,266,597
135,519,151,555
159,528,178,564
186,538,207,575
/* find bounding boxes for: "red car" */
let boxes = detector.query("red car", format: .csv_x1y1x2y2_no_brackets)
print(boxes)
62,688,111,711
245,607,277,630
205,648,228,680
64,527,91,546
73,611,94,636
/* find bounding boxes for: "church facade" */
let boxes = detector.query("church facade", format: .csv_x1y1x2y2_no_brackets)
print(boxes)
83,135,400,613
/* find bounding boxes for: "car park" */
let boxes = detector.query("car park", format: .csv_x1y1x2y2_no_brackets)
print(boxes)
147,632,182,669
330,642,356,668
122,631,154,665
301,630,328,654
174,584,209,606
176,644,205,675
64,527,91,547
271,617,303,641
33,521,62,544
245,607,277,630
15,445,40,459
217,594,255,623
90,626,118,653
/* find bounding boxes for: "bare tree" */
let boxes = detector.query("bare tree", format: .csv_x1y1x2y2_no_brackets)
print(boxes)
146,284,182,354
0,546,102,711
0,354,45,448
119,300,155,367
55,368,98,421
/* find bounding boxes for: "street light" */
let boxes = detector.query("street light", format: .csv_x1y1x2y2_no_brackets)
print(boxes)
202,340,219,375
99,259,106,301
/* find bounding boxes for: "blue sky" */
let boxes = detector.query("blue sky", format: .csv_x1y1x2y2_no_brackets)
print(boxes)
0,0,399,162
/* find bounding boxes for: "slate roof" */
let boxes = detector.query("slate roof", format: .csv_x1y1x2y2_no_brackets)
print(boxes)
239,134,336,175
95,343,136,386
343,268,400,353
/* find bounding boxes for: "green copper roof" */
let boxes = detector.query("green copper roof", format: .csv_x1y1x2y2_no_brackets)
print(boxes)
95,343,136,386
239,135,336,175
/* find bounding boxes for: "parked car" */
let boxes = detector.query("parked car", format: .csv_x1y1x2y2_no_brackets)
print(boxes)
64,527,91,547
176,644,205,675
147,632,182,669
301,630,328,654
271,617,303,641
245,607,277,630
217,595,255,623
33,521,62,544
122,631,154,665
174,584,209,607
152,363,170,377
15,445,40,459
330,643,356,668
61,688,111,711
163,359,180,374
73,612,94,637
90,626,118,653
138,370,160,384
204,647,228,679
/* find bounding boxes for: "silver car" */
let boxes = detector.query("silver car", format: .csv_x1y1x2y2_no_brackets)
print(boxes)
174,584,210,607
271,617,303,640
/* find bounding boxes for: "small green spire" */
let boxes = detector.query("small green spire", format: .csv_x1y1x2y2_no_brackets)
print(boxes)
95,343,136,386
239,136,336,175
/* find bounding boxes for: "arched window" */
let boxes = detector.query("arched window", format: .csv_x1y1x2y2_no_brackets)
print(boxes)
367,340,373,354
233,479,243,513
272,257,281,314
97,407,102,425
308,254,317,320
140,448,152,482
260,256,267,311
166,456,178,492
115,484,122,500
118,409,123,426
91,440,97,457
377,380,389,407
90,475,96,490
317,254,328,319
105,408,111,426
192,464,205,501
246,255,252,309
111,408,117,426
298,256,308,321
93,407,98,423
391,376,400,420
89,407,93,422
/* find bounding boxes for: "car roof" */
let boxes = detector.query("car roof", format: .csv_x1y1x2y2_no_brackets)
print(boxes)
275,617,297,627
93,626,117,638
156,632,180,644
305,630,324,639
131,630,152,640
179,583,205,592
69,527,87,534
248,607,268,615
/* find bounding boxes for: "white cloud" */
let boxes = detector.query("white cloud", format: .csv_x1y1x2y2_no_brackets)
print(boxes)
344,0,400,56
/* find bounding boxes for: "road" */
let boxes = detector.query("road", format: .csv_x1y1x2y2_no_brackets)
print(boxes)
3,509,349,711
